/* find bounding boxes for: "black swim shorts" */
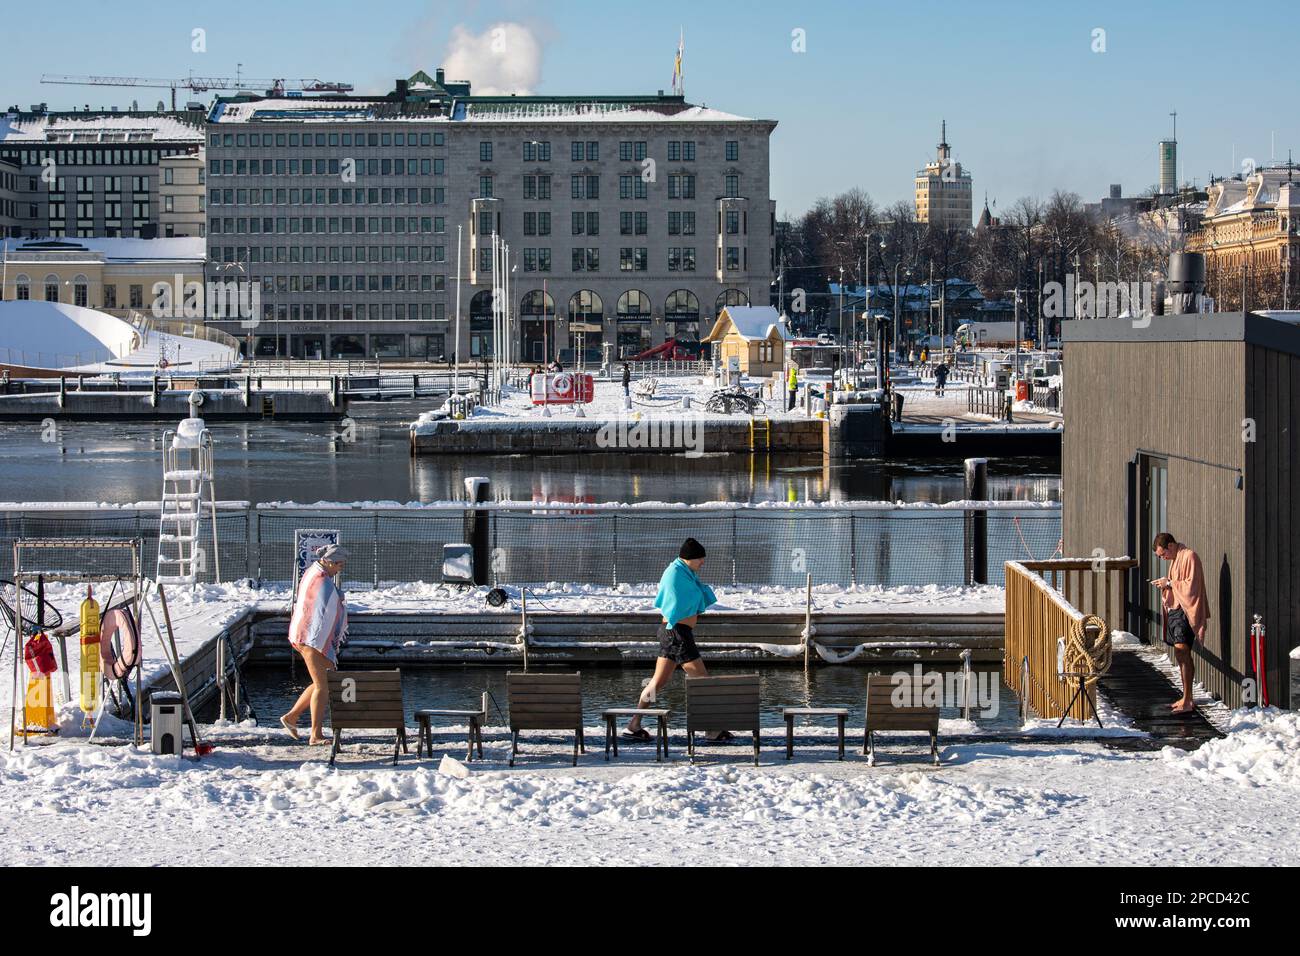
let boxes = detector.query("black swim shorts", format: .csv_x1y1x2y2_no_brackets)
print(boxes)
658,622,701,664
1165,606,1193,647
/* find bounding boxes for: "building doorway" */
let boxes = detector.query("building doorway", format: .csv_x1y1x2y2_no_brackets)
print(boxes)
1135,453,1169,643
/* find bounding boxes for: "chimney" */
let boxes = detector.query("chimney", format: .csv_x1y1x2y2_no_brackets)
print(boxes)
435,68,445,86
1109,184,1122,199
396,78,409,99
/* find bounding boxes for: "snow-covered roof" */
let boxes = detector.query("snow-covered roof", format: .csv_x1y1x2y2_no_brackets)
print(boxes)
2,237,205,262
209,99,424,124
210,96,761,125
706,305,789,342
459,103,754,124
0,112,204,144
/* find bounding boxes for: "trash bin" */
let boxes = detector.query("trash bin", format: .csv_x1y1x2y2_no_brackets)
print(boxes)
150,691,184,756
1015,380,1030,402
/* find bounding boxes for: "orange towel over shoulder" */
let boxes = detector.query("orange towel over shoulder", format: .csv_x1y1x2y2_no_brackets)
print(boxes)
1162,545,1209,636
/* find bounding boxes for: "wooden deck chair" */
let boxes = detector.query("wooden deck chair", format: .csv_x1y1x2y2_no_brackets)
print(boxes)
686,674,761,766
507,671,585,766
863,674,940,766
327,669,408,766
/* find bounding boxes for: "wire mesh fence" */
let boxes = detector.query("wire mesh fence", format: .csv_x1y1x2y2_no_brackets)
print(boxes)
0,504,1062,589
0,509,250,585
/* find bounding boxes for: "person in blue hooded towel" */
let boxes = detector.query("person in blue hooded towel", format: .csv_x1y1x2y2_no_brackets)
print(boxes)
623,538,733,743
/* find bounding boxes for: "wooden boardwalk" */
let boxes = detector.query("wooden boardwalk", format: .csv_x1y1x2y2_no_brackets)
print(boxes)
1096,649,1224,750
895,387,1062,428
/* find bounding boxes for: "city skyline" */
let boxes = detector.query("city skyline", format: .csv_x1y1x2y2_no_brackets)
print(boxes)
3,0,1296,220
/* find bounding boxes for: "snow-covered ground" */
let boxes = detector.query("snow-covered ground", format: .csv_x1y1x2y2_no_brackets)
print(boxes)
413,374,817,433
6,578,1298,866
2,707,1296,866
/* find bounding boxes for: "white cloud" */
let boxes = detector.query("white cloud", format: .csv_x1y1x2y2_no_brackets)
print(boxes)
442,22,544,96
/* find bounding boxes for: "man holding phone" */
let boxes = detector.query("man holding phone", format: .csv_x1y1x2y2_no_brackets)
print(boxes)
1150,532,1209,714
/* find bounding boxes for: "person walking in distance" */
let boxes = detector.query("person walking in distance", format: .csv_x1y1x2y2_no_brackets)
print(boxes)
934,361,949,397
624,538,732,743
621,362,631,398
1151,532,1209,714
787,363,799,412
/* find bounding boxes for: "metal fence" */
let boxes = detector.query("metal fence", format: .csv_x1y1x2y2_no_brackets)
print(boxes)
0,502,1061,589
0,507,251,585
967,387,1007,418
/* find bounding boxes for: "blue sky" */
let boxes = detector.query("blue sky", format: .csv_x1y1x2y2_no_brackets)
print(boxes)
4,0,1294,217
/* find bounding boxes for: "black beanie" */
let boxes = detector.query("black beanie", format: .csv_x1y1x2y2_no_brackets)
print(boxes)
679,537,706,560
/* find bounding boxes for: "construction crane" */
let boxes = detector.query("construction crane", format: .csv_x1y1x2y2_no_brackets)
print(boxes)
41,73,355,110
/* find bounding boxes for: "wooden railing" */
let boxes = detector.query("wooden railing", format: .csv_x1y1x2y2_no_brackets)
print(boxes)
1022,557,1136,628
1004,558,1137,720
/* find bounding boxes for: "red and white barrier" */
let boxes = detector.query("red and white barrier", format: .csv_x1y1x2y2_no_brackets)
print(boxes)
530,372,593,405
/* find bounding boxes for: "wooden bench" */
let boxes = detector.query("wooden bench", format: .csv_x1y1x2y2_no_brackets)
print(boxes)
863,674,940,766
686,674,761,766
507,671,585,767
414,693,488,762
780,706,849,760
601,708,670,762
327,670,407,766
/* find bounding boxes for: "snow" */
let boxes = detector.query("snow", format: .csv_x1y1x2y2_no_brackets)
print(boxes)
210,100,755,126
0,112,204,143
705,305,789,342
4,717,1299,865
0,300,237,373
460,103,755,124
5,581,1299,865
1161,708,1300,790
412,376,823,434
1,236,206,262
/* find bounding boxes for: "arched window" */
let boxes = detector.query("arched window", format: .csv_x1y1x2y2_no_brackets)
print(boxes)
617,289,652,319
520,290,554,317
73,273,89,308
44,274,60,303
469,289,494,320
13,274,30,301
569,290,603,322
715,288,748,315
664,289,700,322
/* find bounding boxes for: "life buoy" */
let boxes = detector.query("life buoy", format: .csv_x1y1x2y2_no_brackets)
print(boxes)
99,605,141,680
551,372,573,398
157,357,170,370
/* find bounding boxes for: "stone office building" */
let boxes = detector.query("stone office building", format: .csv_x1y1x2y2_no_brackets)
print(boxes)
204,70,777,360
0,107,206,240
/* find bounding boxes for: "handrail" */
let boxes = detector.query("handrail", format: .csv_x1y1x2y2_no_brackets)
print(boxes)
1020,556,1136,626
1004,559,1123,721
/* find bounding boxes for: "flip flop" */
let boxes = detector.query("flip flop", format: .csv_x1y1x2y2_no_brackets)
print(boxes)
621,728,653,743
279,716,300,740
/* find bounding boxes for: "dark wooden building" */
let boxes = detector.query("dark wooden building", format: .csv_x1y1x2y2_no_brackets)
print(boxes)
1062,311,1297,708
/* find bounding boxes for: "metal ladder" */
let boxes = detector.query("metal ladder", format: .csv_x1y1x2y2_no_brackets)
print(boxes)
156,417,221,586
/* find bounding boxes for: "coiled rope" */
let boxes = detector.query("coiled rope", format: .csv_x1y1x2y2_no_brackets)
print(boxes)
1063,613,1111,685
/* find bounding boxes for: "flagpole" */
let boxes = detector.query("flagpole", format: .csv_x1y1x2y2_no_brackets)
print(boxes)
454,224,461,397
